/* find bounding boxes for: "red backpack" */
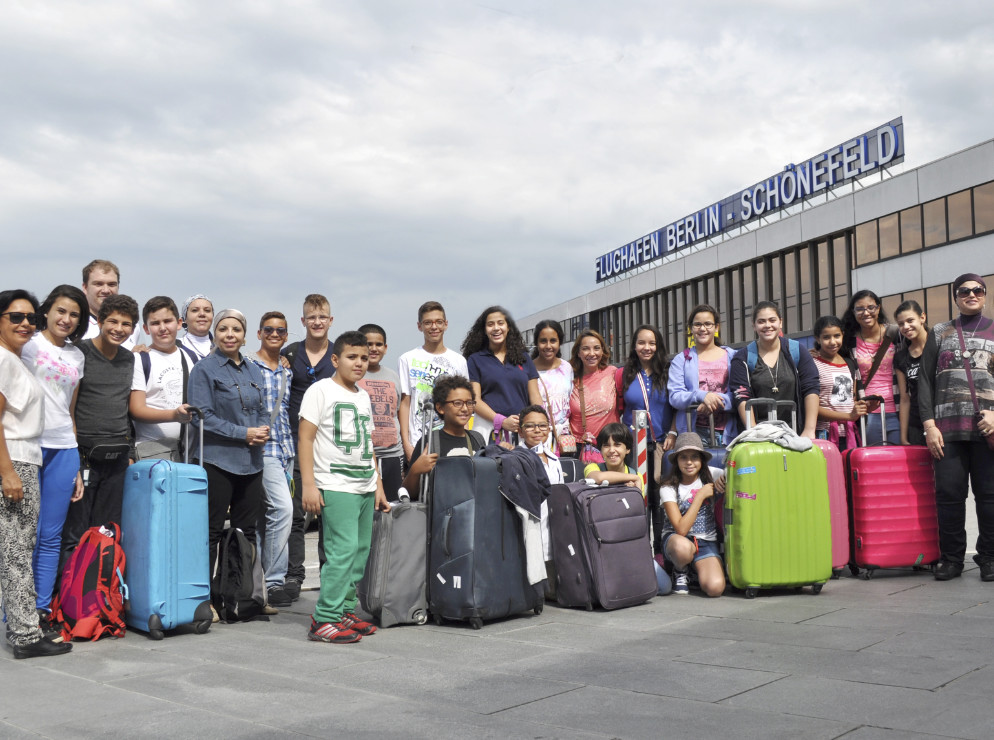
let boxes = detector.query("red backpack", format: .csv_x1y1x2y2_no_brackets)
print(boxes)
51,522,129,641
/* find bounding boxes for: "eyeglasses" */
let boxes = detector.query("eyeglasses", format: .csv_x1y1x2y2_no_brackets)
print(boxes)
233,382,264,411
420,320,445,328
854,305,879,315
521,423,550,432
692,322,716,330
445,399,476,410
262,326,288,337
1,312,39,325
956,286,987,297
304,315,331,324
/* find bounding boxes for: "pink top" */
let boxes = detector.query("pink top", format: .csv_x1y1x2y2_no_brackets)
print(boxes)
855,334,896,412
569,365,620,442
696,358,728,431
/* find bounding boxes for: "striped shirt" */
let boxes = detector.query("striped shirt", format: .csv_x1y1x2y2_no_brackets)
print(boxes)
248,355,295,464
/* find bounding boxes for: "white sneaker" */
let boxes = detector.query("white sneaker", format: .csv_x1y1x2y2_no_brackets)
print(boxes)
673,572,689,595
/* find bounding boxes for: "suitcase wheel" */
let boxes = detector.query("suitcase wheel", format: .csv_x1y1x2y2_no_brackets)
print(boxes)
433,613,443,626
533,604,543,616
812,583,824,595
148,615,164,641
849,564,860,577
195,619,212,634
744,587,758,599
412,610,428,625
469,617,483,631
149,628,164,641
860,569,874,581
831,569,842,580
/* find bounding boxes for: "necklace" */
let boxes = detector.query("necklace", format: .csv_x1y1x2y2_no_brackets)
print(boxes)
959,314,983,359
767,353,781,393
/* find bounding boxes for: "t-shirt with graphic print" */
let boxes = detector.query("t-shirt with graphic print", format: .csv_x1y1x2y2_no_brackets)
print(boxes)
696,358,728,431
298,379,377,494
660,466,723,541
132,348,188,444
397,347,468,448
812,354,856,432
21,333,85,449
357,365,403,459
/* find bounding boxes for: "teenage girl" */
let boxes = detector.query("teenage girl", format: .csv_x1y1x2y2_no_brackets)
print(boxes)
660,433,726,597
842,290,900,445
894,300,928,446
811,316,867,450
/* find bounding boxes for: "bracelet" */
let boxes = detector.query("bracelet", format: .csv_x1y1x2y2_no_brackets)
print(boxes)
666,430,678,438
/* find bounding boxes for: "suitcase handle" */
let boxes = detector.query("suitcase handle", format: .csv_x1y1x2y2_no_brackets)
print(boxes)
184,406,204,465
744,398,777,429
858,395,890,447
685,410,717,447
441,513,452,557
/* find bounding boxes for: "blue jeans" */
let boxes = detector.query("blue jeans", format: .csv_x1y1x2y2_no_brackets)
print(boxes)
33,447,78,611
864,410,901,446
259,456,293,589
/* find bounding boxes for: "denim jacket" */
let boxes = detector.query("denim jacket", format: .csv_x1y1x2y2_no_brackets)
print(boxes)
188,350,266,475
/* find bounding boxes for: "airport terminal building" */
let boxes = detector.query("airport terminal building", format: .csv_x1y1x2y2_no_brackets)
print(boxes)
520,118,994,360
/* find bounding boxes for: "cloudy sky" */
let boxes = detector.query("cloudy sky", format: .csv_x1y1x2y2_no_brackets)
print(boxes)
2,1,992,365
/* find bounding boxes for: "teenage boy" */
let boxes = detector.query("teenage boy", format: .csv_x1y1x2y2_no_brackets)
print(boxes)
61,294,140,563
281,293,335,600
402,375,486,494
299,331,389,644
80,260,140,348
129,296,194,461
249,311,295,608
398,301,468,461
357,323,405,501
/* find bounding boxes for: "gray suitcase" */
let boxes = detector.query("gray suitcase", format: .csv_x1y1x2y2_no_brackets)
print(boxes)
358,501,429,627
550,482,656,610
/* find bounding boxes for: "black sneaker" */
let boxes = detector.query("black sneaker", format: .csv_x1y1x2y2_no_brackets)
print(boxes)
267,585,293,608
979,561,994,582
934,561,964,581
284,579,302,602
36,610,64,644
12,637,72,659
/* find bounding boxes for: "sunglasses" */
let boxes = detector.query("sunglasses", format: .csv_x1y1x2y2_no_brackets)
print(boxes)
1,311,39,326
261,326,288,337
956,286,986,297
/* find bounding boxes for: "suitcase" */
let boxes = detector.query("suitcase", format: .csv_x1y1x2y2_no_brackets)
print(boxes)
812,438,850,577
427,455,543,629
548,482,656,610
121,410,212,638
844,401,940,578
560,457,582,484
723,399,832,598
358,501,429,627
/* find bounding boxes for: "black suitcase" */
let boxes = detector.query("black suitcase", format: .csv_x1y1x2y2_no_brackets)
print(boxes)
427,455,543,629
548,482,656,610
559,457,582,484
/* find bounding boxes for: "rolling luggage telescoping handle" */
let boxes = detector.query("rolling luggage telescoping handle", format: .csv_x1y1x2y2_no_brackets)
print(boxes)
685,409,717,447
744,398,777,430
775,400,798,433
858,394,889,447
184,406,204,465
418,397,436,504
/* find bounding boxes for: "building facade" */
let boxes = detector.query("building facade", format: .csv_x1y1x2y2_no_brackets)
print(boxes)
521,136,994,361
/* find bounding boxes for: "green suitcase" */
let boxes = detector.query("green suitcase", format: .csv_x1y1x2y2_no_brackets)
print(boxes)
724,440,832,598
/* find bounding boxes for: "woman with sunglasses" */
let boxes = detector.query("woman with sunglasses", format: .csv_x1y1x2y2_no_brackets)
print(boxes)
20,285,88,621
919,274,994,582
842,289,901,445
0,290,72,658
188,309,270,607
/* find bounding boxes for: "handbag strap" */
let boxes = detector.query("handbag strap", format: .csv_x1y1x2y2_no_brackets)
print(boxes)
578,376,588,438
537,374,559,450
635,372,656,443
956,318,983,415
862,328,894,386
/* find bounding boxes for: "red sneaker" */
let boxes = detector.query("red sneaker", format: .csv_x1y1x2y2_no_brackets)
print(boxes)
341,611,377,636
308,618,361,644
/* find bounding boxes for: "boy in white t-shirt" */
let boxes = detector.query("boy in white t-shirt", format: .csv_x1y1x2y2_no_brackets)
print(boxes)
129,296,193,461
299,331,390,644
397,301,468,461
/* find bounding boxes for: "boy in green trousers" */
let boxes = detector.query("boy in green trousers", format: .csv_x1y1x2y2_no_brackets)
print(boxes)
298,331,390,643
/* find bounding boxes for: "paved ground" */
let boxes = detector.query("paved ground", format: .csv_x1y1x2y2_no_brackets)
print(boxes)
2,512,989,739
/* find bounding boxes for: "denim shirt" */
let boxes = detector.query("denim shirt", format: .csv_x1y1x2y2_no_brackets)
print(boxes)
188,350,266,475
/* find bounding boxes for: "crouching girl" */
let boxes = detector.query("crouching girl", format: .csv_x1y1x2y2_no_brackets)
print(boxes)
660,433,726,597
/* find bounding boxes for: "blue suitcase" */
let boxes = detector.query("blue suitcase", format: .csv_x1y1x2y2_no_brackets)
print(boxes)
121,411,212,638
428,454,543,629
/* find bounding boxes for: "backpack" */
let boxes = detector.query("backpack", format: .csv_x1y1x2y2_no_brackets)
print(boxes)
51,522,129,641
212,527,265,622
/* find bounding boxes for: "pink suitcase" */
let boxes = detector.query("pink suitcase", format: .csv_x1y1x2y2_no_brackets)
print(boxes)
812,439,850,577
844,404,940,578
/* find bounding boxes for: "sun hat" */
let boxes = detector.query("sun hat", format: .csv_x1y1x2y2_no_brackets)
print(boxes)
667,432,712,466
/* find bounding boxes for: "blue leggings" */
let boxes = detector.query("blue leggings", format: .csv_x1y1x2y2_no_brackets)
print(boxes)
33,447,79,611
864,411,901,446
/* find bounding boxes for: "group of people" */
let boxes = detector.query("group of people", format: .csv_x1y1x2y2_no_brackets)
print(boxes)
1,261,992,655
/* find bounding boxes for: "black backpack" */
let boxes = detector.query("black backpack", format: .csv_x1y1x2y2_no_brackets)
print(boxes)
212,528,265,622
